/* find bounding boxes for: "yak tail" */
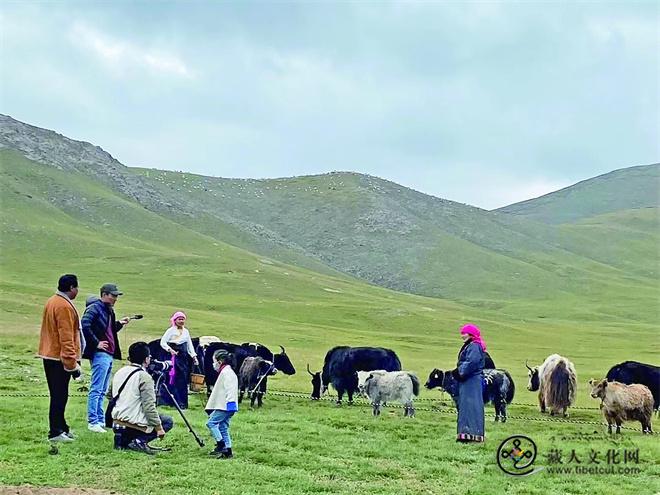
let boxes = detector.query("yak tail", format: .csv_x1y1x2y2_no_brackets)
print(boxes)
548,360,575,410
409,373,420,396
504,370,515,404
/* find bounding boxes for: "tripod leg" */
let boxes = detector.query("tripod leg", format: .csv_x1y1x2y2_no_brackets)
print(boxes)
159,381,205,447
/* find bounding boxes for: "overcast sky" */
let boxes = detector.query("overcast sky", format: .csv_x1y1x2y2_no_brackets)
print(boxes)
1,1,658,209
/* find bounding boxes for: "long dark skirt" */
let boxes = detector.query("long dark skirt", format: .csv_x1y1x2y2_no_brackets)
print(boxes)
457,373,485,442
158,342,191,409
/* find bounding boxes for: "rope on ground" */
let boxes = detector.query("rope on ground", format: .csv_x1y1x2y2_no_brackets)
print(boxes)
264,390,639,431
267,388,603,410
0,390,639,431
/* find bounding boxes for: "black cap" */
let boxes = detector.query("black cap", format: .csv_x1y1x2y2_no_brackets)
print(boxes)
100,283,123,296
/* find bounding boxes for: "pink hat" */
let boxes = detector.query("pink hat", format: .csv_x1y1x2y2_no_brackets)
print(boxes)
460,323,487,351
170,311,187,327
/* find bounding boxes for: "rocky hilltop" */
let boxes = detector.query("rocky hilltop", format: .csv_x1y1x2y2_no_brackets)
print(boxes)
2,114,657,307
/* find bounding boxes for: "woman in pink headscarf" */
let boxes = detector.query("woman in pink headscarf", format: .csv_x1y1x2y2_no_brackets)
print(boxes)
159,311,199,409
452,323,487,443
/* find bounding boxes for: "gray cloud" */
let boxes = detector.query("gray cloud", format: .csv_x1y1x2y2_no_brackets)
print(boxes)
1,1,657,208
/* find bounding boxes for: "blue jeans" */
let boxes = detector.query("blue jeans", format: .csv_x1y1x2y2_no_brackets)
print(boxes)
88,352,114,425
207,410,235,448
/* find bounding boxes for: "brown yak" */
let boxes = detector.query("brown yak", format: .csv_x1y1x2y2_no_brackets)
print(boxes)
589,378,654,434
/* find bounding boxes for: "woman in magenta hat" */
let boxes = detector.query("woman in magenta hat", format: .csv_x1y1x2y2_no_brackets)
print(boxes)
452,323,487,443
159,311,199,409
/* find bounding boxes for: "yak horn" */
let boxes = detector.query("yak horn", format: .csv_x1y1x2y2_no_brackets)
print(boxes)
307,363,315,376
525,359,532,372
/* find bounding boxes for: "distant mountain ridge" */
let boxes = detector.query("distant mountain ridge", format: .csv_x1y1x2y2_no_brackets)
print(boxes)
497,163,659,224
1,114,657,315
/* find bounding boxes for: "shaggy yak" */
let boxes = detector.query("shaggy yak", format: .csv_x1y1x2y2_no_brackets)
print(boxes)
238,356,277,408
357,370,420,417
589,378,654,434
605,361,660,412
526,354,577,417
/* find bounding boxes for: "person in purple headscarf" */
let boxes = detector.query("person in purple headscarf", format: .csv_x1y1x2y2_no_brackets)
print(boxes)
159,311,199,409
452,323,486,443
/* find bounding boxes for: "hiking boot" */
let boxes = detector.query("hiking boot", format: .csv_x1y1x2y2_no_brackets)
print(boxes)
209,441,226,456
126,440,156,455
218,448,233,459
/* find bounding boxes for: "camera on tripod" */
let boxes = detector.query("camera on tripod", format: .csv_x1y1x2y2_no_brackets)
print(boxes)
147,359,172,378
148,356,205,447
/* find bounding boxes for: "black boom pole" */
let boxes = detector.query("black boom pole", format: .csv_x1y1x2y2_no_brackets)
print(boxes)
156,375,205,447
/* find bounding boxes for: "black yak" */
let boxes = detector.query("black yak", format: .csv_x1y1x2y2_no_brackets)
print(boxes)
202,342,295,395
308,346,402,404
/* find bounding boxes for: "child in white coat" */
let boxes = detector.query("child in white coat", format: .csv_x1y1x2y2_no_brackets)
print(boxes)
205,349,238,458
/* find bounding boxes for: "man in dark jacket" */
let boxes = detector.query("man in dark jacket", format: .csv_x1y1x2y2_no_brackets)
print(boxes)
82,283,130,433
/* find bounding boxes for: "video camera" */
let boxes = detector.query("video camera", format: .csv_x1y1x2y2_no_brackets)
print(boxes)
147,359,172,378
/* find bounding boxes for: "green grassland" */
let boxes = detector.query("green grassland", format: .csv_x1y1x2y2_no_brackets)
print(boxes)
129,164,660,321
498,163,659,224
1,150,659,494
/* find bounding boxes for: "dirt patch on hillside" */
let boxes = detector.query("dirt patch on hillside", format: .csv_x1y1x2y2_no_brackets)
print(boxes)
0,486,121,495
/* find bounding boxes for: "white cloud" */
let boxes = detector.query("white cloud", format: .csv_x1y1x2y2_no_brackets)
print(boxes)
69,22,194,79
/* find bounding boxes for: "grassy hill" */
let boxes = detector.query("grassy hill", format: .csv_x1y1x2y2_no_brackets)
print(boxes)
1,152,659,495
497,164,660,224
129,167,659,321
1,129,659,494
1,114,658,322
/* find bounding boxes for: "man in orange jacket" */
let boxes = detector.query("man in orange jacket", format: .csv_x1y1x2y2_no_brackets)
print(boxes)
38,274,82,442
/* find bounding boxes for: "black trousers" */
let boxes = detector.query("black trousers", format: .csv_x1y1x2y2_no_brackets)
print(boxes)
43,359,72,438
113,414,174,447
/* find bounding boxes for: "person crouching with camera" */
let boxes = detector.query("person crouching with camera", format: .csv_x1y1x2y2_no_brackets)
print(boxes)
111,342,174,455
206,350,238,459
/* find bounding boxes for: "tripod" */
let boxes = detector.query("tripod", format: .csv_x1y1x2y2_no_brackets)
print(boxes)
155,373,205,447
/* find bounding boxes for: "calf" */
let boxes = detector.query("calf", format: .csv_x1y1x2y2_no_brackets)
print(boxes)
307,364,322,400
425,368,515,422
238,357,277,408
606,361,659,412
359,370,420,417
589,378,654,434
